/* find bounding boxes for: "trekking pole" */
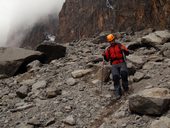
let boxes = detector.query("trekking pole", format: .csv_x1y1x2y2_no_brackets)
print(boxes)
101,58,105,93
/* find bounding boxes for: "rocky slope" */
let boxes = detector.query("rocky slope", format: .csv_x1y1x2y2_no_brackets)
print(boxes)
0,29,170,128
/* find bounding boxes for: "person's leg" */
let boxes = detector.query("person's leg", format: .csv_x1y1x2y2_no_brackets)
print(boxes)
120,63,129,91
112,65,121,98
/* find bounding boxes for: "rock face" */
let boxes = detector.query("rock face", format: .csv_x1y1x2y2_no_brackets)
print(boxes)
58,0,170,42
0,47,44,77
21,15,58,49
129,88,170,116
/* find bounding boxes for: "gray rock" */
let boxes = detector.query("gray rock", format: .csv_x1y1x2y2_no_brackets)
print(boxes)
142,33,162,45
155,30,170,42
95,65,111,82
32,80,47,92
27,117,42,127
45,118,55,126
150,116,170,128
71,69,92,78
46,87,61,98
127,55,145,69
18,123,34,128
142,62,154,70
27,60,42,70
0,47,44,77
66,78,76,86
16,85,29,98
133,71,145,82
63,115,76,126
161,43,170,58
129,88,170,116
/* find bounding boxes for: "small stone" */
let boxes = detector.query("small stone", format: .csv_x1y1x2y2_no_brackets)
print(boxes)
92,79,100,84
16,85,29,98
133,72,145,82
45,118,55,126
79,86,85,91
63,115,76,126
105,94,112,98
66,78,76,86
27,117,42,127
71,69,92,78
46,88,61,98
32,81,47,92
109,86,115,91
64,106,72,112
122,123,127,127
18,123,34,128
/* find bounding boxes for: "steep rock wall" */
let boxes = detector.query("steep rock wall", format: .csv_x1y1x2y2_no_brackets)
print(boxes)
58,0,170,42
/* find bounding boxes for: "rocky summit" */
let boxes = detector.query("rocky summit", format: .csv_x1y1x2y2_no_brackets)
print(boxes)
0,29,170,128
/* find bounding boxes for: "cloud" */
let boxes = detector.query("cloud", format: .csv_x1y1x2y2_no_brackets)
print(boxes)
0,0,65,47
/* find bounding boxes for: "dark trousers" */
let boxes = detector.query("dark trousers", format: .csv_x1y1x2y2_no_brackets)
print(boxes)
111,62,129,96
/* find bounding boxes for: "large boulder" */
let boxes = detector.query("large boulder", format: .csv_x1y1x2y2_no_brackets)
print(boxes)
141,30,170,48
95,65,111,82
129,88,170,116
161,43,170,58
36,42,66,63
0,47,44,78
126,55,145,69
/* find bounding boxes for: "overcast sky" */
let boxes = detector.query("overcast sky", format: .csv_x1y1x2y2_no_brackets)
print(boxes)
0,0,65,47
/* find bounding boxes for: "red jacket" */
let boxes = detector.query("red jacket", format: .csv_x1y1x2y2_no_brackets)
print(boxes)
103,43,129,64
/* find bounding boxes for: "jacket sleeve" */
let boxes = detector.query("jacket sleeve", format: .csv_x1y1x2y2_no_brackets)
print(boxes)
121,44,129,56
102,48,110,62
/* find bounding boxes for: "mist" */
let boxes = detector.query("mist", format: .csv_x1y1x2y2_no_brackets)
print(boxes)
0,0,65,47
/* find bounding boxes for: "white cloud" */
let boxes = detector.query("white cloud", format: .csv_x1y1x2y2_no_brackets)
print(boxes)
0,0,65,47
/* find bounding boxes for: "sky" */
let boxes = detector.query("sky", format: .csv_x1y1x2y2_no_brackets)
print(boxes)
0,0,65,47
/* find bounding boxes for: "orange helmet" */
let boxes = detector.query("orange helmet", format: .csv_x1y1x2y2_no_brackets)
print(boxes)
106,34,115,42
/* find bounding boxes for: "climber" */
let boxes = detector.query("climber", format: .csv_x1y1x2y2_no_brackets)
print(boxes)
102,34,129,99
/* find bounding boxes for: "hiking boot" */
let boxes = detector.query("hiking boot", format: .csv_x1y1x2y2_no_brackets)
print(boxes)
124,87,129,92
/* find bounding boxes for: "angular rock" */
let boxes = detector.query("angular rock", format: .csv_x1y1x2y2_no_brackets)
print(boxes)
16,85,29,98
133,72,145,82
127,55,145,69
127,62,136,75
0,47,44,77
142,62,154,70
45,118,55,126
154,30,170,42
46,87,62,98
18,123,34,128
141,30,170,48
95,65,111,82
27,117,42,127
32,80,47,92
129,88,170,116
63,115,76,126
36,42,66,63
142,33,163,46
27,60,42,70
161,43,170,58
150,117,170,128
66,78,76,86
71,69,92,78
